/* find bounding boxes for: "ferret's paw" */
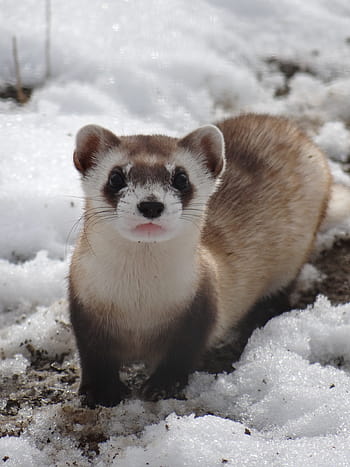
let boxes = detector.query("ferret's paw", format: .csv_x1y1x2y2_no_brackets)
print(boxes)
141,373,187,401
79,380,130,408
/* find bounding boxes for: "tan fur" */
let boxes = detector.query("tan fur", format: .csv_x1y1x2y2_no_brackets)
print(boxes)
70,114,331,355
205,115,331,341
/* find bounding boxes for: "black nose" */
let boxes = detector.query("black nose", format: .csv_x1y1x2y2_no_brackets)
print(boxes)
137,201,165,219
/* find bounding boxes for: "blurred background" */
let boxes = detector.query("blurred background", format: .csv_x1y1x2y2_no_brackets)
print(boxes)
1,0,350,130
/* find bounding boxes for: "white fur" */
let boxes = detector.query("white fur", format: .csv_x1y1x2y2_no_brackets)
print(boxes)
174,147,224,196
74,221,200,360
82,145,221,243
115,181,183,242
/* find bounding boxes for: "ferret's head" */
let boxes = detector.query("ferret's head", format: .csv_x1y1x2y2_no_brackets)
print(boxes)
73,124,225,243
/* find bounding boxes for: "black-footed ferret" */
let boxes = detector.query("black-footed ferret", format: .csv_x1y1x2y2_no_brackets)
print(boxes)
69,114,331,407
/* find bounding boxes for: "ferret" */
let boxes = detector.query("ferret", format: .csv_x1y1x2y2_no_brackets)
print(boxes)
69,114,332,408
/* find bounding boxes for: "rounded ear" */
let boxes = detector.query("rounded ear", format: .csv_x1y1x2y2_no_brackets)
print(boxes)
73,124,120,175
178,125,225,178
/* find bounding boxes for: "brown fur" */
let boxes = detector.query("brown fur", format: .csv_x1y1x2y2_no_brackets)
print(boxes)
121,134,177,160
203,114,331,340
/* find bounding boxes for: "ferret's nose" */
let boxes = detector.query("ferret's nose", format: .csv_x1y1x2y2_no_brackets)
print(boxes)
137,201,165,219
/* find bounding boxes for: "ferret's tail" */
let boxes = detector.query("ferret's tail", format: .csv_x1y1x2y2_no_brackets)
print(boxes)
320,183,350,232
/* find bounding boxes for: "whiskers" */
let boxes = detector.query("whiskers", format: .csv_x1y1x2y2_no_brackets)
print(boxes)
180,204,205,232
83,206,118,230
65,214,85,259
65,191,206,257
180,212,203,231
65,195,118,258
64,194,90,259
165,200,205,231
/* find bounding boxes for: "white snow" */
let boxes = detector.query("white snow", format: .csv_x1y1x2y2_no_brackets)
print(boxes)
315,121,350,163
1,0,350,465
0,251,68,317
0,299,73,362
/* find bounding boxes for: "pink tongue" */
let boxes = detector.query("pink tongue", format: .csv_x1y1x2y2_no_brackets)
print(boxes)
135,223,164,233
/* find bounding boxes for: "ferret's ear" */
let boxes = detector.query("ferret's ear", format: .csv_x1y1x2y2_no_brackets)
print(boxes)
178,125,225,178
73,124,120,175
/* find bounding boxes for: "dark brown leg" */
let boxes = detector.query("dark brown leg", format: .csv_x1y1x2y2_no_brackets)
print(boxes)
142,281,217,401
69,295,129,408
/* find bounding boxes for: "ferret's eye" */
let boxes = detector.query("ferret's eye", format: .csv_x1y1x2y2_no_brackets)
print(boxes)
108,171,126,191
172,171,189,191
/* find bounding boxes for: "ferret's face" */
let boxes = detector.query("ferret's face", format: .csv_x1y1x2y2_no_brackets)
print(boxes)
94,159,197,242
73,125,225,243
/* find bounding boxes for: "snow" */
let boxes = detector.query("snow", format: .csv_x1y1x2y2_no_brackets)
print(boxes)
0,251,67,317
0,299,73,362
315,121,350,163
1,0,350,465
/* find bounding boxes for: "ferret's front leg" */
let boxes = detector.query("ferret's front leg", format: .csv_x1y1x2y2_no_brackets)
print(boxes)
77,337,129,408
69,296,129,408
142,284,216,401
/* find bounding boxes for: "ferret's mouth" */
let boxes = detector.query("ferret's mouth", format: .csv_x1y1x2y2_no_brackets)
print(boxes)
133,223,165,235
116,218,181,243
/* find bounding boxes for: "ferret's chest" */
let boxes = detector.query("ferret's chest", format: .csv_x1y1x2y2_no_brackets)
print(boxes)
74,242,197,333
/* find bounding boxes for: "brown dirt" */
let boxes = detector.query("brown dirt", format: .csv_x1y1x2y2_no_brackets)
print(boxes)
308,238,350,305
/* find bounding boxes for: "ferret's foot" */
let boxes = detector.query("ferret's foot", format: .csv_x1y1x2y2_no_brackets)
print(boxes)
141,372,188,401
79,380,130,408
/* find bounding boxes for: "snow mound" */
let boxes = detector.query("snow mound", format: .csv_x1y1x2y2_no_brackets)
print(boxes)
0,299,73,363
107,298,350,466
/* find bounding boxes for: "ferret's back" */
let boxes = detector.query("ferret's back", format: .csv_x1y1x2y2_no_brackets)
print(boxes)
203,114,331,338
207,114,330,248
